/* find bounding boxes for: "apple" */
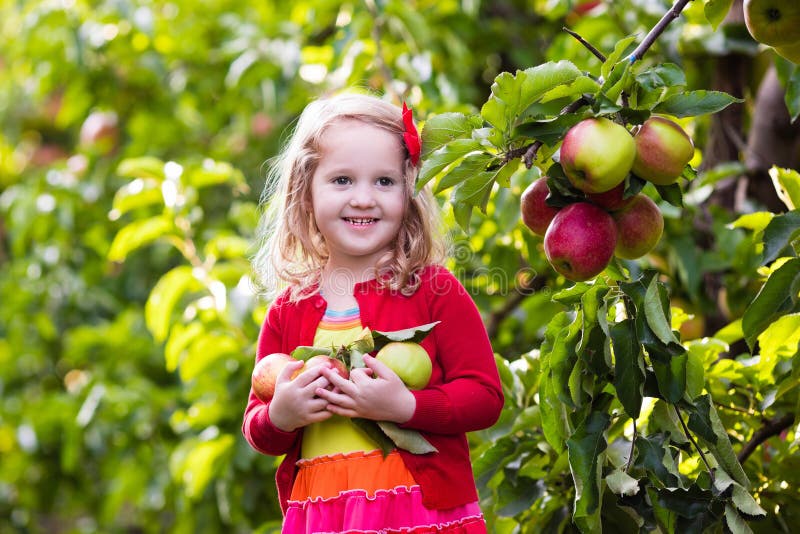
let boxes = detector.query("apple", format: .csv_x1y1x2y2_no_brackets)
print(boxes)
543,202,617,282
296,355,349,381
631,117,694,186
612,194,664,260
774,41,800,63
520,177,561,235
586,181,634,212
375,342,432,390
559,117,636,194
251,353,297,403
744,0,800,47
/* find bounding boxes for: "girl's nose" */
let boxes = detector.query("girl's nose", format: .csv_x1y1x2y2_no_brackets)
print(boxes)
349,184,376,207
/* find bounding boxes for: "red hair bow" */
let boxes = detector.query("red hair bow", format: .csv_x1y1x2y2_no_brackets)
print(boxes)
402,102,421,167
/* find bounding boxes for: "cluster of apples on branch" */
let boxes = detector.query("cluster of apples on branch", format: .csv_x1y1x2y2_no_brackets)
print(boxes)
744,0,800,63
521,115,694,282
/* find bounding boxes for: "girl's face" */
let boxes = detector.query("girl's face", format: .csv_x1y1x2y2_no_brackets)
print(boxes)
310,118,407,277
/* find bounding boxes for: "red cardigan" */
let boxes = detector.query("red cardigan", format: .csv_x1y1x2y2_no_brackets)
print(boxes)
242,265,504,513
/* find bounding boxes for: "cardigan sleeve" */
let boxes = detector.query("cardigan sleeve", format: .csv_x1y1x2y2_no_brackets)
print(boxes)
242,294,301,455
401,266,504,434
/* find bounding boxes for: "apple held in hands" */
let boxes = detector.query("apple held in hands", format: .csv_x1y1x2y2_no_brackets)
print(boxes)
251,352,297,403
544,202,617,282
744,0,800,47
296,355,349,380
375,342,432,390
613,194,664,260
560,117,636,194
520,177,560,235
631,117,694,186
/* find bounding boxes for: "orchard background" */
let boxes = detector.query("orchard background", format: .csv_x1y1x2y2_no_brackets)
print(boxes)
1,0,799,532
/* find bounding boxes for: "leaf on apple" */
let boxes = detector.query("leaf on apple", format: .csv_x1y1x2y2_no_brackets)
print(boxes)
351,419,396,457
371,321,441,352
291,346,333,361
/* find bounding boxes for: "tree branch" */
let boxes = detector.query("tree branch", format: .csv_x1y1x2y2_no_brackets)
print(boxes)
628,0,693,64
486,273,547,339
563,27,607,62
737,413,795,464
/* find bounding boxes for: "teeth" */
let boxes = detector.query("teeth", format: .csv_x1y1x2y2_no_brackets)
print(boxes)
346,218,376,225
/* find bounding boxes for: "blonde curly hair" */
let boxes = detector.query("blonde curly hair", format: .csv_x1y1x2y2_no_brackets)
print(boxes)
251,91,447,301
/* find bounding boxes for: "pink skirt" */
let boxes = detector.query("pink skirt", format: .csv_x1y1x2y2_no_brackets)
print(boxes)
283,450,486,534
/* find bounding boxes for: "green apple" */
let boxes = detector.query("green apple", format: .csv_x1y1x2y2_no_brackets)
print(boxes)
520,177,560,236
375,342,432,390
774,41,800,63
612,194,664,260
631,117,694,186
543,202,617,281
744,0,800,47
560,117,636,194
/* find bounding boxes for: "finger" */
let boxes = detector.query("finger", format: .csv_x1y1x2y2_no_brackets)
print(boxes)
314,387,355,407
324,403,359,418
277,359,305,383
363,354,394,378
292,363,327,387
320,366,351,389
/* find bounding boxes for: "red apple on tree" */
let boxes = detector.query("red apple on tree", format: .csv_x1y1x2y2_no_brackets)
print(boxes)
586,181,635,212
251,352,297,403
631,117,694,186
375,342,432,390
520,177,561,235
612,194,664,260
743,0,800,47
560,117,636,194
544,202,617,282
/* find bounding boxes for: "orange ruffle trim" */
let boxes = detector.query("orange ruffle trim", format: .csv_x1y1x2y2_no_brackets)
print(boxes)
290,449,417,501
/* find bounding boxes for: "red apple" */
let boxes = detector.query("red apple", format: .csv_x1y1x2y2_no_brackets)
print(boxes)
586,181,634,212
544,202,617,282
631,117,694,186
613,194,664,260
251,352,297,403
560,117,636,194
520,177,561,235
375,342,432,390
296,355,349,381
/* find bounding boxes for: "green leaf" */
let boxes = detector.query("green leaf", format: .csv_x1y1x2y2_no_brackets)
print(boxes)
352,419,395,457
756,313,800,382
611,319,645,419
550,313,582,407
108,216,175,262
686,395,750,488
652,353,688,404
770,167,800,210
742,258,800,350
731,484,766,517
601,35,638,80
654,90,743,117
724,504,754,534
567,411,611,530
515,113,585,145
417,138,485,192
420,113,483,158
165,322,204,373
729,211,775,232
186,160,246,189
110,179,163,218
290,346,333,361
172,435,234,500
634,435,681,487
180,332,241,381
376,421,437,454
371,321,440,352
644,277,680,346
145,266,203,343
782,66,800,123
654,183,683,207
433,152,492,194
606,468,640,497
761,210,800,265
117,156,166,180
704,0,734,30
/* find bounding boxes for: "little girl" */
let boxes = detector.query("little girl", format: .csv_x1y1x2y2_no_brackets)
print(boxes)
243,92,504,533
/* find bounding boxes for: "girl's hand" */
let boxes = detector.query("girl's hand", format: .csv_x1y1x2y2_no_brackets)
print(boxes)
317,355,416,423
268,360,334,432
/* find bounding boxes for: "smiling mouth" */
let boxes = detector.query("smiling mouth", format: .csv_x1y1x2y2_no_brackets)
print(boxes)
344,217,378,226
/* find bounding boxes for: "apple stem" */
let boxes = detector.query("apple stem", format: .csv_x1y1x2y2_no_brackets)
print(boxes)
627,0,693,64
562,27,607,62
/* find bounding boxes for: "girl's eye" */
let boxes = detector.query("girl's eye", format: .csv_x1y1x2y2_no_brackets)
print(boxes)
377,177,395,187
333,176,350,185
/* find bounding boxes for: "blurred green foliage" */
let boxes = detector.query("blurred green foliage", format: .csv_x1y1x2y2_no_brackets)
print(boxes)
1,0,798,533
